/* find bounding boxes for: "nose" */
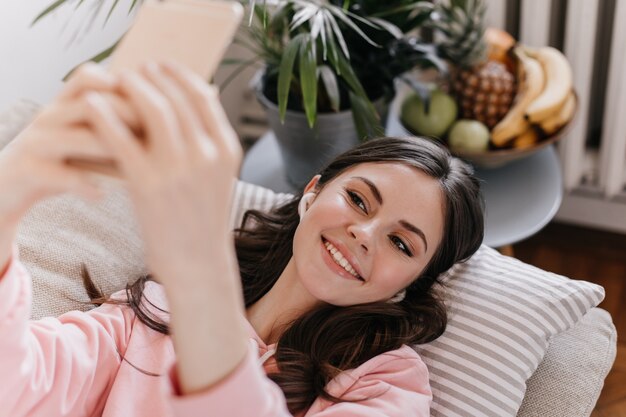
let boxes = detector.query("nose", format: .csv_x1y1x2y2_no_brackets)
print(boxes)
347,221,375,253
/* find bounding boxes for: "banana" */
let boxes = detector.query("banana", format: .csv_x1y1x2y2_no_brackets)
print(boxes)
513,127,540,150
490,47,545,146
524,46,573,123
538,90,577,135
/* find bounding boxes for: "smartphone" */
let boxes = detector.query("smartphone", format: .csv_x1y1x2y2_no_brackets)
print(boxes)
108,0,243,80
67,0,243,177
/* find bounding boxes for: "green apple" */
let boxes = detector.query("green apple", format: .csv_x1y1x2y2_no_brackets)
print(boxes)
400,90,458,138
448,119,490,152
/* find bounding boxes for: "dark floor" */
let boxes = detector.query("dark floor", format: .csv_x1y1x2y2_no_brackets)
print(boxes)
514,222,625,417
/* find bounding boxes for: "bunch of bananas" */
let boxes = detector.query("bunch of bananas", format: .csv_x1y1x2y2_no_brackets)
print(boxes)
490,45,577,150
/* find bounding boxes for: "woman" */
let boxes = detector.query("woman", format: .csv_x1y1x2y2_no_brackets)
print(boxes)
0,62,483,417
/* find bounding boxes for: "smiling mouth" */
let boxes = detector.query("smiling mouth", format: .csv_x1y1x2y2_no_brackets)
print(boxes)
322,238,364,281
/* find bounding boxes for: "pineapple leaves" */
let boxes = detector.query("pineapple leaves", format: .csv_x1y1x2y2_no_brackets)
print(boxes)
278,34,306,121
299,38,318,127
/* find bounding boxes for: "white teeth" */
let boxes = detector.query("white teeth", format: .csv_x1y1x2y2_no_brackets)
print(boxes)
324,241,360,278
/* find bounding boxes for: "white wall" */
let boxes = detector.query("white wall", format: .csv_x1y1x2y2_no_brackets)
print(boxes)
0,0,255,128
0,0,136,114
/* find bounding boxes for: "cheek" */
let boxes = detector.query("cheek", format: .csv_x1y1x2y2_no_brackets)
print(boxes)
370,255,423,295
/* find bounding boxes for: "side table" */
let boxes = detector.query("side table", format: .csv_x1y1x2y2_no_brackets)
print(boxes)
240,132,563,248
240,132,563,249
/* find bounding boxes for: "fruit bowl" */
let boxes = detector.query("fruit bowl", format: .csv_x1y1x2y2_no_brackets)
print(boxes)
396,92,576,169
396,41,578,169
447,125,567,168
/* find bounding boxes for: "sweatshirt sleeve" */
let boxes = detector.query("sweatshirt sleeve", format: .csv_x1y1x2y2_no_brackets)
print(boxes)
0,250,135,417
166,342,431,417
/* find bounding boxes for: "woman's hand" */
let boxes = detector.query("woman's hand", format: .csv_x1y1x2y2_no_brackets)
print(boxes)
83,61,243,286
83,61,248,394
0,63,119,229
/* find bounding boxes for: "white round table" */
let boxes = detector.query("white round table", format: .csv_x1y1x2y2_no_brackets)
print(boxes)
240,131,563,248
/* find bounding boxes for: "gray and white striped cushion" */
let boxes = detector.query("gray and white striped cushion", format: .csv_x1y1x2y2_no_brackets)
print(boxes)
236,186,604,417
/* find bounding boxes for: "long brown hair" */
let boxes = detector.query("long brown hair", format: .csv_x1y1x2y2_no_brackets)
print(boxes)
83,136,484,414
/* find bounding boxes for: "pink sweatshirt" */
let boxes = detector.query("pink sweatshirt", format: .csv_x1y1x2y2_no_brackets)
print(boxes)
0,248,432,417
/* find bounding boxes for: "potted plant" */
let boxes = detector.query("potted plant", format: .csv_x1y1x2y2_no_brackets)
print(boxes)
33,0,447,186
236,0,446,186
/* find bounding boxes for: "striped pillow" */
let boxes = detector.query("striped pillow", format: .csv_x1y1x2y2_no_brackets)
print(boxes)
233,182,605,417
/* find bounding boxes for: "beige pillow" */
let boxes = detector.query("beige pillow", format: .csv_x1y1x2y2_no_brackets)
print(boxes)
0,100,289,319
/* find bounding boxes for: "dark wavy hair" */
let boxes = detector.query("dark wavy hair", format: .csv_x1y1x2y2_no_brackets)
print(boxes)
83,136,484,414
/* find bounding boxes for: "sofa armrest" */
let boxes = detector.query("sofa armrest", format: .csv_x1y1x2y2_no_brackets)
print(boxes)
517,307,617,417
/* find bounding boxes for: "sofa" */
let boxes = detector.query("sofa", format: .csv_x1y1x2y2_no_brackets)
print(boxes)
0,99,617,417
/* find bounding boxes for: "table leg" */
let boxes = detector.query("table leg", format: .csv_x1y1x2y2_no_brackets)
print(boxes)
498,245,515,257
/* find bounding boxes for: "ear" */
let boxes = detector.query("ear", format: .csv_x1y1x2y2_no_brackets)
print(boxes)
298,193,315,219
298,175,321,220
298,174,321,219
303,174,321,194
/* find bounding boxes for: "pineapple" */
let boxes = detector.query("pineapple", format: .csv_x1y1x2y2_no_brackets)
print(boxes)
431,0,516,129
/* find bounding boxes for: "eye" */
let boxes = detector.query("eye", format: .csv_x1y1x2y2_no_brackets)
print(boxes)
346,189,367,213
390,235,413,257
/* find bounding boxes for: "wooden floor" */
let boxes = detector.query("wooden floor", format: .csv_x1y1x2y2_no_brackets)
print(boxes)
514,222,626,416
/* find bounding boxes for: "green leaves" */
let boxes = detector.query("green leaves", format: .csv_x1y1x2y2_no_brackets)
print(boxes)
31,0,69,26
328,47,383,139
33,0,144,77
318,65,340,112
277,33,319,128
299,38,318,127
278,34,306,121
62,39,121,81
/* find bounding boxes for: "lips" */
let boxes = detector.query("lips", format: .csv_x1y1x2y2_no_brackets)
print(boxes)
321,237,364,281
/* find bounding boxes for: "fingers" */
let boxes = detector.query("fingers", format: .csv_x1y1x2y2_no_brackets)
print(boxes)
161,62,242,163
117,70,185,159
38,126,111,160
36,163,105,203
83,91,147,179
57,62,117,101
140,63,205,145
50,92,141,132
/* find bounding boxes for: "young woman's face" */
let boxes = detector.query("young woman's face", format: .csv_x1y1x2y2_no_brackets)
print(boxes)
292,162,445,306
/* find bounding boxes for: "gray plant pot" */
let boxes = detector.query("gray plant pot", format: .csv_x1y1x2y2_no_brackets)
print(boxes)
255,85,389,188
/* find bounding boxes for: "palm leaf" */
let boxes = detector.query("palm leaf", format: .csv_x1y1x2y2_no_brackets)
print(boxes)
277,33,306,121
31,0,70,26
368,17,402,39
299,37,318,127
290,3,319,31
318,65,340,112
325,10,350,59
326,4,379,47
349,91,384,140
104,0,121,27
129,0,140,14
62,39,120,81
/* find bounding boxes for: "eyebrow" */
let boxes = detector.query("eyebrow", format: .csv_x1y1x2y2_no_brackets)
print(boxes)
353,176,429,253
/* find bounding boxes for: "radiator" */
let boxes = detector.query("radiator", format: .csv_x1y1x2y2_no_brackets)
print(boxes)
485,0,626,233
